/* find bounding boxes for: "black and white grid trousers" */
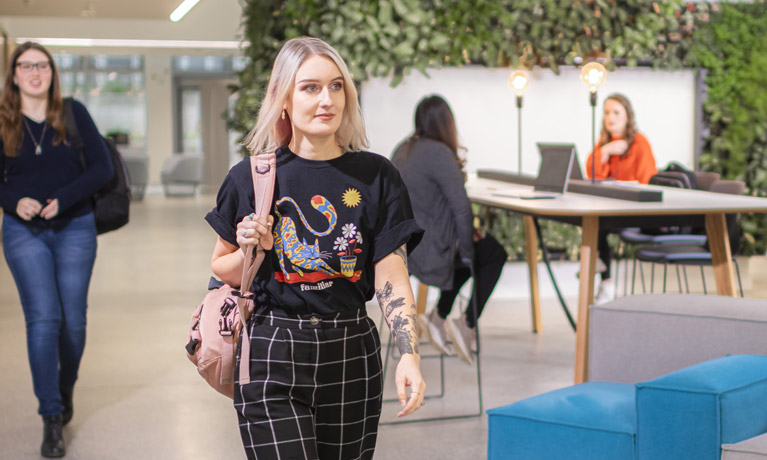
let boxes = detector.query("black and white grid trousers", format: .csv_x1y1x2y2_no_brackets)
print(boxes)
234,308,383,460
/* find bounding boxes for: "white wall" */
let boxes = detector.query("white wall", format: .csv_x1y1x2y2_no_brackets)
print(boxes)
361,66,697,176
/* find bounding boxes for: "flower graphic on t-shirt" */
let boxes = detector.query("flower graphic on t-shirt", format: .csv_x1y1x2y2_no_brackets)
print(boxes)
336,223,363,277
333,237,348,252
342,223,357,239
336,224,362,258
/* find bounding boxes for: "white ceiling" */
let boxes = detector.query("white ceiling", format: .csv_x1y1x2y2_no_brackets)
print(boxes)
0,0,183,20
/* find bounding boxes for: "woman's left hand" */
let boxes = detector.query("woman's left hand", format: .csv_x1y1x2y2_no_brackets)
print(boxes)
40,199,59,220
395,353,426,417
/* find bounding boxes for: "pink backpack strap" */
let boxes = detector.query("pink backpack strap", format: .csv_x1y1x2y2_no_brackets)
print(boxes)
238,153,276,386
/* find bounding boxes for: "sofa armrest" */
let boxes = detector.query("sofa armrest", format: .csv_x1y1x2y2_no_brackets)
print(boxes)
588,294,767,383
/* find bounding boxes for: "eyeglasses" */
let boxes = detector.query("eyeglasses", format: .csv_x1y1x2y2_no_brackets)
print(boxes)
16,61,52,73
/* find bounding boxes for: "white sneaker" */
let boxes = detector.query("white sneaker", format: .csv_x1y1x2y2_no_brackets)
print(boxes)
420,310,451,356
595,279,616,305
575,258,608,279
445,318,475,365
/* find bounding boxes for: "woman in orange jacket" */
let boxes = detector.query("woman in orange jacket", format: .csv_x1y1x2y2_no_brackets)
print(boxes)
586,94,658,304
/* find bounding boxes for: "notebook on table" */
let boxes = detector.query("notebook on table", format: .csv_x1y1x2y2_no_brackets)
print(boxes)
492,144,576,199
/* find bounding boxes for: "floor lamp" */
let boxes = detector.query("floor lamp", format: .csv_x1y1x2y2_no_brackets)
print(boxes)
509,70,530,174
579,62,607,184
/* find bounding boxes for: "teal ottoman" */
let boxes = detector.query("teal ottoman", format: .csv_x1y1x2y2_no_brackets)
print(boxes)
487,382,636,460
636,354,767,460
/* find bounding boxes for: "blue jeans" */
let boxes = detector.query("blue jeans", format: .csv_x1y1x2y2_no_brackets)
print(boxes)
2,213,97,417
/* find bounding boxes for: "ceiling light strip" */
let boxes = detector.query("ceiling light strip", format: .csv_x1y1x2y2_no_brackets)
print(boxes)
15,37,249,50
170,0,201,22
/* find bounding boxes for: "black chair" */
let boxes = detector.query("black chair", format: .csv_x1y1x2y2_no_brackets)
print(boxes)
632,180,746,296
615,171,705,295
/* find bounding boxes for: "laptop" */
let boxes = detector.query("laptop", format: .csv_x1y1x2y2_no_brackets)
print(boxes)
537,143,584,180
492,144,576,199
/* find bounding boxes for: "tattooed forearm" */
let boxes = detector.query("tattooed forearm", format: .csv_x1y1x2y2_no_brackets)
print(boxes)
376,280,419,355
391,311,419,355
393,245,407,266
375,281,406,317
385,297,405,317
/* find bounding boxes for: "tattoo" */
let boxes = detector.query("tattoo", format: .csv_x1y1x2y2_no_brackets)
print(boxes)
394,245,407,266
375,282,393,304
375,281,406,317
385,297,405,317
376,281,418,355
391,312,417,355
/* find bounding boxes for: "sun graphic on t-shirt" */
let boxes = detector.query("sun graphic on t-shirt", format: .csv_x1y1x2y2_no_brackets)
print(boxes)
342,188,362,207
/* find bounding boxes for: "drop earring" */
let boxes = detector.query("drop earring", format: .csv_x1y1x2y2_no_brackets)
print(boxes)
281,110,286,120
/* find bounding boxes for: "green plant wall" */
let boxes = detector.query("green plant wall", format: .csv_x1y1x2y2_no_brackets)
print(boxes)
234,0,690,139
691,2,767,255
233,0,767,259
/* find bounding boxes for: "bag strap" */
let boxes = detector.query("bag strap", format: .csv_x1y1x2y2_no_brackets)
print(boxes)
63,97,87,170
237,153,276,386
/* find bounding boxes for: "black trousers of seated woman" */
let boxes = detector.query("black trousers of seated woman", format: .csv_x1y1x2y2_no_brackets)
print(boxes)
436,234,508,328
598,229,613,282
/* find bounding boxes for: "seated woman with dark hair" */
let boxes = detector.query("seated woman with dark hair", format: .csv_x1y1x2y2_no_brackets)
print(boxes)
391,95,507,365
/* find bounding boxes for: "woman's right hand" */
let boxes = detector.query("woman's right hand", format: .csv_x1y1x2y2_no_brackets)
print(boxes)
16,197,42,221
603,140,628,157
236,213,274,254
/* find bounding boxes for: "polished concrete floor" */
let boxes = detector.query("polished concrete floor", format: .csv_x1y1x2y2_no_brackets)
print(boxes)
1,194,765,459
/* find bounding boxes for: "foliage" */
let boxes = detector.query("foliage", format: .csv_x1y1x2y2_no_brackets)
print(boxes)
475,204,582,262
691,2,767,254
233,0,691,145
234,0,767,258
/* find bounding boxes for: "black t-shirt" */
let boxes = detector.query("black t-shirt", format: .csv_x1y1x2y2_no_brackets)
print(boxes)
206,147,423,315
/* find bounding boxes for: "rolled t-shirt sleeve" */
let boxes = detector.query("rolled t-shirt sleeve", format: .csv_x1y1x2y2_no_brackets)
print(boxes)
372,162,423,264
205,159,252,246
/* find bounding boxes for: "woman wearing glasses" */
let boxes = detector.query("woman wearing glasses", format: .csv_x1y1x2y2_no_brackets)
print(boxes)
0,42,112,458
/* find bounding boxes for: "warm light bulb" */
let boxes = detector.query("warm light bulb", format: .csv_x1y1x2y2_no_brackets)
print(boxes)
580,62,607,93
508,70,530,96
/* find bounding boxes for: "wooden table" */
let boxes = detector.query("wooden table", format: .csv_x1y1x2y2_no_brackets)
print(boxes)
467,177,767,384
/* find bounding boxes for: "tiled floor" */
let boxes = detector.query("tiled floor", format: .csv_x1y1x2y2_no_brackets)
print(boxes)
1,194,765,459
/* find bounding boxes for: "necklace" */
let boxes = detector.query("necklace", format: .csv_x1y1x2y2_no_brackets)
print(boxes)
23,118,48,156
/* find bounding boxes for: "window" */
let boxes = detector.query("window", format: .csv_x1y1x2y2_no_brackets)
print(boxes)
54,54,147,148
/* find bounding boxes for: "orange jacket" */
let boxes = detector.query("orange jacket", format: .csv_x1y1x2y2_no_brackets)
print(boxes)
585,132,658,184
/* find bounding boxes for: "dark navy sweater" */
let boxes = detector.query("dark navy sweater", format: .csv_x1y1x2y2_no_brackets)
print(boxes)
0,99,112,226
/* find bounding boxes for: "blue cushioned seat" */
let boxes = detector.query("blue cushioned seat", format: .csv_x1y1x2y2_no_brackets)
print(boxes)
487,382,636,460
636,354,767,460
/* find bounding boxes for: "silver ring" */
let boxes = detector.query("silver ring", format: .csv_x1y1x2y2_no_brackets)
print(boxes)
242,231,250,238
411,391,419,395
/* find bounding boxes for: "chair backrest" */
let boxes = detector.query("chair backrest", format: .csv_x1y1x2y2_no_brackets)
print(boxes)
708,179,745,255
709,179,745,195
162,154,203,183
694,171,720,191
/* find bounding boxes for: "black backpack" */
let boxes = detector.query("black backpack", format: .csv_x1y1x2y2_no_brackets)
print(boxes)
64,98,131,234
655,162,698,189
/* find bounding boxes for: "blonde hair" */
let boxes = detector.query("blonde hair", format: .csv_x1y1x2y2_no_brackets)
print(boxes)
244,37,368,155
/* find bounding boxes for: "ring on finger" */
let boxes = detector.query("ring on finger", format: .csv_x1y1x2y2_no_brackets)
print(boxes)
243,230,250,238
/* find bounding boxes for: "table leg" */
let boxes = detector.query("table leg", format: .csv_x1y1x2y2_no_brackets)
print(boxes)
705,213,737,297
574,216,599,384
523,216,543,333
415,282,429,338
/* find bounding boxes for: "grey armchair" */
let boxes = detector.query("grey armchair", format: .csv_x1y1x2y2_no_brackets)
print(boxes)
161,153,203,197
120,148,149,201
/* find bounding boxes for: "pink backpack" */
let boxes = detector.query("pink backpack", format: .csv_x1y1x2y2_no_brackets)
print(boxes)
185,154,276,398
